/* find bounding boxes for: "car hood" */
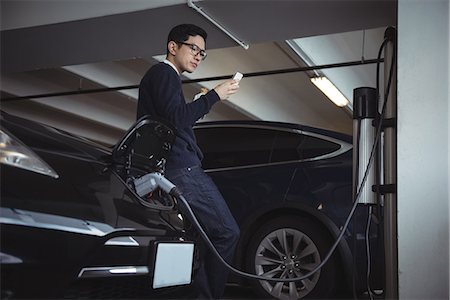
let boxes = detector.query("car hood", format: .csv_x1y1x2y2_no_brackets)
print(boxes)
1,111,176,172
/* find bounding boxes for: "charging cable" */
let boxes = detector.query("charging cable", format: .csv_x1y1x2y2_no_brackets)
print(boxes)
136,145,373,283
363,28,396,299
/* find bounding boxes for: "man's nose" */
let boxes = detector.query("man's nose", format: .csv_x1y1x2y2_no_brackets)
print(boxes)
193,53,202,61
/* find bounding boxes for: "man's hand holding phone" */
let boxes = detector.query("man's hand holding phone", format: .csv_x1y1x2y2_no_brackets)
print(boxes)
214,72,243,100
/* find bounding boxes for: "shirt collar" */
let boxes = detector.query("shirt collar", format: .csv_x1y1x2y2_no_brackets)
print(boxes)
163,59,180,75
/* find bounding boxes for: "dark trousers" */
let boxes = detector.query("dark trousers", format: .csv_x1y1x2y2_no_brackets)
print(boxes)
165,166,240,299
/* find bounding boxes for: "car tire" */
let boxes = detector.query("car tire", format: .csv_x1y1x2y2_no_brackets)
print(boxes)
245,216,338,299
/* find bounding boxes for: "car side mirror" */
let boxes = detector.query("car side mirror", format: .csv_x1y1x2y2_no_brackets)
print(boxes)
112,115,176,172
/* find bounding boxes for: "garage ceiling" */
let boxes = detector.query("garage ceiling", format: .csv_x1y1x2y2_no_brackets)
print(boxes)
0,0,397,145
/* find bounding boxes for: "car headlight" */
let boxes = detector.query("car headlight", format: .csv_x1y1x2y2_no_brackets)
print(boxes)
0,129,59,178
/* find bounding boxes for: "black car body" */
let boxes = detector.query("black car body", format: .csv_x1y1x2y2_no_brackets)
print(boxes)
0,112,195,299
194,121,383,299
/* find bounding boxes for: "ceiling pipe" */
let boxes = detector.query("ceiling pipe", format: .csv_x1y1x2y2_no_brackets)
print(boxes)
1,58,382,102
285,40,321,77
187,0,249,50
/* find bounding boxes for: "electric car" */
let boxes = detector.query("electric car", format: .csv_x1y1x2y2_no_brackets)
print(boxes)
0,111,195,299
194,120,383,299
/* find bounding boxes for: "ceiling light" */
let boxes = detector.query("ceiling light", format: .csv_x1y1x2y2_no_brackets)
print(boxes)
310,76,349,107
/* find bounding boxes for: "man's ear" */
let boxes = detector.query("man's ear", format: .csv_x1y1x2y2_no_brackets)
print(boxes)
168,41,178,56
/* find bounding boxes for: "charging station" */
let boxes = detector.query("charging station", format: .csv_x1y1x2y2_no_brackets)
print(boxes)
353,87,377,205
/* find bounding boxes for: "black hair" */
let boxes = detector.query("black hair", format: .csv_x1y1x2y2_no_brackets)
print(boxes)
166,24,207,55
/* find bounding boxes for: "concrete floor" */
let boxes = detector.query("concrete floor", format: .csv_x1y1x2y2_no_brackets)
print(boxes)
223,284,259,299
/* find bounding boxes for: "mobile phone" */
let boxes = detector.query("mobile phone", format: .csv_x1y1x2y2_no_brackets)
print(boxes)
232,72,243,82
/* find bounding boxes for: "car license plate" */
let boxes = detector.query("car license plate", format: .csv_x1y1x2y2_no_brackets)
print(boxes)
152,242,194,289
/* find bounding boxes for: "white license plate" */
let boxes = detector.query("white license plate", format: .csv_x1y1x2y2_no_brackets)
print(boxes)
152,242,194,289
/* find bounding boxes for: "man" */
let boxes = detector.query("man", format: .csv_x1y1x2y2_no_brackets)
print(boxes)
137,24,240,299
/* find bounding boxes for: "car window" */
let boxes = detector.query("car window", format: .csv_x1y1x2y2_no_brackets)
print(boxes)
195,127,276,169
271,131,341,162
196,126,342,169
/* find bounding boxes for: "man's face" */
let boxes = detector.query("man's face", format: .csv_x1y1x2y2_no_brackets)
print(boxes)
171,35,206,73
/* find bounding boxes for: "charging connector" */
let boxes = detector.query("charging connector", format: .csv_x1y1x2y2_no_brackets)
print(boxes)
134,172,176,197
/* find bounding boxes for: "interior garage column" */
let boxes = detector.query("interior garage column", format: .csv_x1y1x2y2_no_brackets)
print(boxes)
397,0,449,299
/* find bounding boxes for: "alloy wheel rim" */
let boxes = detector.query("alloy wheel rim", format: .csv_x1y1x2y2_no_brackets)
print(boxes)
254,228,321,299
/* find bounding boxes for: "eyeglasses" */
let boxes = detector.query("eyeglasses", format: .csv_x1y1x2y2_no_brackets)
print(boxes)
177,42,207,60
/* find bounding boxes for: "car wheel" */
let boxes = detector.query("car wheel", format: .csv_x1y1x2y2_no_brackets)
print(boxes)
245,216,338,299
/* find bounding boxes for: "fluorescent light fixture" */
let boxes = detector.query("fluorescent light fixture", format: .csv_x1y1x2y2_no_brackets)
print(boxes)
311,76,349,107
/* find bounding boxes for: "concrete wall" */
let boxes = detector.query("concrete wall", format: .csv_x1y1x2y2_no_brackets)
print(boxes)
398,0,449,299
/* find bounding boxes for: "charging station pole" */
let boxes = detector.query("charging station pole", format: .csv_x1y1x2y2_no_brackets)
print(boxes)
353,87,377,205
383,27,398,299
